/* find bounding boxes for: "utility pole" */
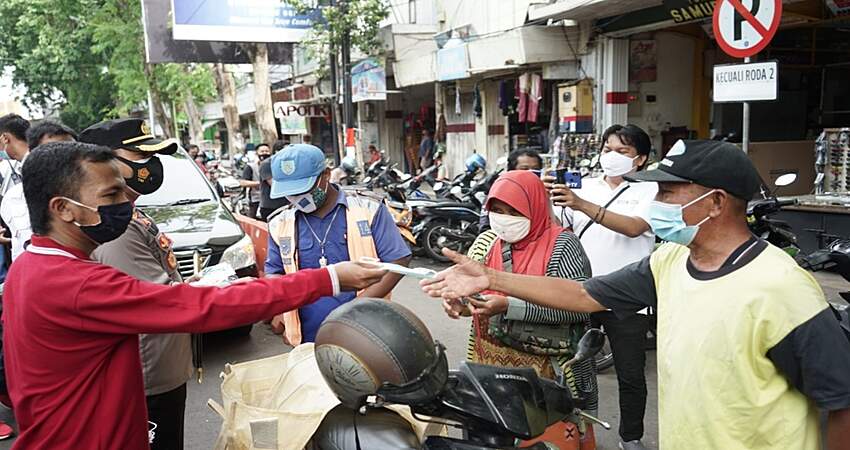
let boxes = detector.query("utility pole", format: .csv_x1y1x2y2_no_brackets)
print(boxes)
340,1,354,151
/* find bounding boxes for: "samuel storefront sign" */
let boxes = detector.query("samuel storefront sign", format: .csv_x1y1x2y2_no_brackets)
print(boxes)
436,41,469,82
274,102,331,135
664,0,715,24
713,61,778,102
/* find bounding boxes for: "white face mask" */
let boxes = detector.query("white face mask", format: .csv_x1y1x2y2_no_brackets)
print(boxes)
489,212,531,244
600,151,639,177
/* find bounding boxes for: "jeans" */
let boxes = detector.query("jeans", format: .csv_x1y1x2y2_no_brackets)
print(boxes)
591,311,649,442
147,383,187,450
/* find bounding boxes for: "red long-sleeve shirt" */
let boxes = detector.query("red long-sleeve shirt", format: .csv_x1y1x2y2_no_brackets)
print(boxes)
3,236,334,450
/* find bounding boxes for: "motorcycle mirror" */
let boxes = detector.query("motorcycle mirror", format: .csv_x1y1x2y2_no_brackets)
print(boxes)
590,155,600,168
433,182,444,191
574,329,606,362
579,159,591,168
775,173,797,187
363,177,372,184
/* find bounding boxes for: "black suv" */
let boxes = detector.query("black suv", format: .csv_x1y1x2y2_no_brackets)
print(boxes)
137,150,259,293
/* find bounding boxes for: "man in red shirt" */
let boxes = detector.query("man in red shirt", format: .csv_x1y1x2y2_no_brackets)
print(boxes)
2,141,386,449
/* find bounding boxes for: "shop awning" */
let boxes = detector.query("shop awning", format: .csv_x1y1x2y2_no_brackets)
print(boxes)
528,0,663,22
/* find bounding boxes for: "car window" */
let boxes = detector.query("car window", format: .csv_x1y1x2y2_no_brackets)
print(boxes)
136,151,217,207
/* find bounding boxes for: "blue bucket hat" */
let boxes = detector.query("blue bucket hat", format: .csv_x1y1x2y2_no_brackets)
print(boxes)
270,144,328,199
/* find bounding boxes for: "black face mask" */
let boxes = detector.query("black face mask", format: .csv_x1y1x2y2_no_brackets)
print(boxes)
258,153,270,161
116,155,164,195
65,198,134,245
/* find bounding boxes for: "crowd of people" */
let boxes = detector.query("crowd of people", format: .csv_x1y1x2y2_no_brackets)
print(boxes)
0,110,849,450
0,114,389,449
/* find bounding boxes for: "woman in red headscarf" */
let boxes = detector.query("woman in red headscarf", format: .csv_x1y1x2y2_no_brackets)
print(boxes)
447,170,598,447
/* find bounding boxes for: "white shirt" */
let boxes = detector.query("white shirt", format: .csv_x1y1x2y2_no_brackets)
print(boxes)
1,181,32,261
556,176,658,276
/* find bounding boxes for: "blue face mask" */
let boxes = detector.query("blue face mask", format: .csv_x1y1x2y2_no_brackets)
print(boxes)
647,189,716,246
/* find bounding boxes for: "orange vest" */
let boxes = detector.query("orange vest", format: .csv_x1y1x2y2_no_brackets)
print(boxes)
268,194,383,345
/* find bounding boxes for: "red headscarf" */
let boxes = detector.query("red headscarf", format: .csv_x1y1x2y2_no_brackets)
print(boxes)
484,170,563,276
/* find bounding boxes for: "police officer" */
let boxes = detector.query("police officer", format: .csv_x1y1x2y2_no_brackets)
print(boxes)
265,144,412,344
80,118,190,450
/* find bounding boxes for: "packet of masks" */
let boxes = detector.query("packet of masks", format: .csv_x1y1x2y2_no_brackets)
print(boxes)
189,263,238,287
358,257,438,280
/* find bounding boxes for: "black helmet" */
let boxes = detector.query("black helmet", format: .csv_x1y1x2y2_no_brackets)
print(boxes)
314,299,449,409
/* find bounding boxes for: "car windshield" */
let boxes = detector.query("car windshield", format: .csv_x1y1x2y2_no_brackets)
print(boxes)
136,151,217,207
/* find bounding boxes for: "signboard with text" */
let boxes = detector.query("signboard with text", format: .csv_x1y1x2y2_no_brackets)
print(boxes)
273,102,331,119
171,0,320,43
664,0,715,24
713,61,778,102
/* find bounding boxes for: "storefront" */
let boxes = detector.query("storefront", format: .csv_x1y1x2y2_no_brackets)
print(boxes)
587,0,850,251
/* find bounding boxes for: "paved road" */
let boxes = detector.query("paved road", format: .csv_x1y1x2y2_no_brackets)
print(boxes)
0,260,846,449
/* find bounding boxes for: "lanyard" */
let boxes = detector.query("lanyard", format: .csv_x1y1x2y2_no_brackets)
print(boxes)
301,206,342,267
26,244,81,260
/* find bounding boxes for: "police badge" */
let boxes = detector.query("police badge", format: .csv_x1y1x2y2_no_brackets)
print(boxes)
280,237,292,255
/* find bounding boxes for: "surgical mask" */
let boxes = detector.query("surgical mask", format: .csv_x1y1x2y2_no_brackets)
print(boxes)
600,151,638,177
116,155,164,195
286,179,328,213
489,212,531,244
64,198,134,244
647,189,716,246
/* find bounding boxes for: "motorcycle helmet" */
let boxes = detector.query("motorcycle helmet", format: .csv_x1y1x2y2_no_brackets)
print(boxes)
341,156,357,172
314,299,449,409
465,153,486,173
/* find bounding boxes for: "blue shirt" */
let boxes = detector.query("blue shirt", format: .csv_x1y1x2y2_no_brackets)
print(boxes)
265,190,411,342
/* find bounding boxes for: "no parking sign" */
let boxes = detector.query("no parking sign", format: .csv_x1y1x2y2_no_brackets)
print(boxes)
712,0,782,58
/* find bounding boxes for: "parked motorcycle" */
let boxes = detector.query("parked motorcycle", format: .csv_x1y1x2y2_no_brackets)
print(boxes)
800,238,850,303
417,168,503,263
747,173,800,257
311,299,609,450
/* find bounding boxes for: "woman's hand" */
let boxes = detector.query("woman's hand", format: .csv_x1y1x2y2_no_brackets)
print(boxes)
442,298,472,319
467,295,509,317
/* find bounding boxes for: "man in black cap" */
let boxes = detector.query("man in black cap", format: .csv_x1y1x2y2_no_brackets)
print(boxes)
425,140,850,450
79,118,189,450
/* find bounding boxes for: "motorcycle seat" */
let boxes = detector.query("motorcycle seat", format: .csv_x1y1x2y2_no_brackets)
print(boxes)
309,405,420,450
420,202,478,210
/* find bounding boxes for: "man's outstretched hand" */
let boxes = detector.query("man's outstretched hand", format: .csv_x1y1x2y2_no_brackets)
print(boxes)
420,248,491,299
334,262,388,291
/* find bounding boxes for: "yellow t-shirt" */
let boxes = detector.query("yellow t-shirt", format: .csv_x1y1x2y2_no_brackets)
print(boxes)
584,239,850,449
652,243,823,449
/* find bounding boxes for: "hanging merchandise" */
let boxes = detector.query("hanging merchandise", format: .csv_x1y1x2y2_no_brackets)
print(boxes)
517,73,530,122
499,80,512,115
436,113,447,143
473,83,483,118
455,82,462,115
527,73,542,123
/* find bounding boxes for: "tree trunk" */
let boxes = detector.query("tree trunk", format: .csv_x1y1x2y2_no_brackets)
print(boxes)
212,63,243,156
143,63,173,139
246,43,279,145
183,90,205,146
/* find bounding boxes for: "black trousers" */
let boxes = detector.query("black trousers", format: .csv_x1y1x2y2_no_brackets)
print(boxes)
591,311,649,442
247,202,260,220
259,207,276,222
147,383,187,450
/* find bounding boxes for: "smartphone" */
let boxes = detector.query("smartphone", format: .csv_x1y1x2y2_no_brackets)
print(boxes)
548,168,582,189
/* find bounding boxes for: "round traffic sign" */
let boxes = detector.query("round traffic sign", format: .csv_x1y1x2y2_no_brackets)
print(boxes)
713,0,782,59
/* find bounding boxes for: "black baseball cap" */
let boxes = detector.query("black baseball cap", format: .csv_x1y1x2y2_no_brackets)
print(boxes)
79,118,178,155
625,140,761,200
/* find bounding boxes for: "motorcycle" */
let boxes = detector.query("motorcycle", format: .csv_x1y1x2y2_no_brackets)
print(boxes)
416,169,503,263
311,328,610,450
800,238,850,303
747,173,800,257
